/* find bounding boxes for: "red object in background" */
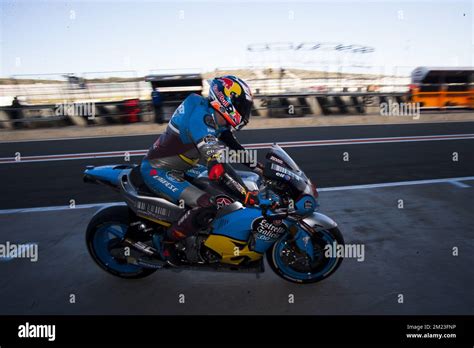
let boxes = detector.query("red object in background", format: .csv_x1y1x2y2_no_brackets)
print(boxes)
124,99,140,123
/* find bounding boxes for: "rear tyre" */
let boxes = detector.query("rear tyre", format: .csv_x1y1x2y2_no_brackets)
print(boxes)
86,205,157,279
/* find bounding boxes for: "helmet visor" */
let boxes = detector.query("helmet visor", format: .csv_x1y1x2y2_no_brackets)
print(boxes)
232,96,252,129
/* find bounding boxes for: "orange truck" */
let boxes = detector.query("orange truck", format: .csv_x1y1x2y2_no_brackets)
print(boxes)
409,67,474,109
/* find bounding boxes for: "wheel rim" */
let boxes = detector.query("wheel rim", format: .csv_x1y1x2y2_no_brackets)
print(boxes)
273,229,340,281
92,223,142,274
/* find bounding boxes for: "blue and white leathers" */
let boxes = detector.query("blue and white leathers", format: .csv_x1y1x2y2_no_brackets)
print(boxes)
140,94,230,207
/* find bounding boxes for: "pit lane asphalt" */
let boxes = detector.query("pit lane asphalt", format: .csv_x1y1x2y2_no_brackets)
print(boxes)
1,122,473,209
0,181,473,315
0,121,473,315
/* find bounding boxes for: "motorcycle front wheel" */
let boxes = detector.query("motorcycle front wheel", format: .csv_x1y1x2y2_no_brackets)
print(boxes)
267,227,344,284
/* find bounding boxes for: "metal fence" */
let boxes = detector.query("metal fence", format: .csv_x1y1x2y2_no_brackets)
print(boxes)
1,66,414,107
0,91,411,129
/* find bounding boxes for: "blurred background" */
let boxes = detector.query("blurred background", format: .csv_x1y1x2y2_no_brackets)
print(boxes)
0,0,472,128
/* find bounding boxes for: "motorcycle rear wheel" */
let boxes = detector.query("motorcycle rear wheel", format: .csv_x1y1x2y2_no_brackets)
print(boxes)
86,205,157,279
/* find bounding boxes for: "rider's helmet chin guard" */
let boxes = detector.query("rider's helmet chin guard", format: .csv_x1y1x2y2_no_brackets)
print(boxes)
208,75,253,131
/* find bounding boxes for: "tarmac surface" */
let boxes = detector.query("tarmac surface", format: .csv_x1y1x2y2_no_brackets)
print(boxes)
0,181,473,315
1,122,473,209
0,120,473,314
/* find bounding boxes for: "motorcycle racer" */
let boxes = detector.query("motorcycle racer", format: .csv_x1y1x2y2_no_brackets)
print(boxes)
140,76,262,260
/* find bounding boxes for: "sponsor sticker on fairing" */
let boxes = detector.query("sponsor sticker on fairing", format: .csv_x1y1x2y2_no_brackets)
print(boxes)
251,217,287,241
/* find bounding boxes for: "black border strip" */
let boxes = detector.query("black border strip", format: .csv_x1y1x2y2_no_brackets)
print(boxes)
0,315,472,346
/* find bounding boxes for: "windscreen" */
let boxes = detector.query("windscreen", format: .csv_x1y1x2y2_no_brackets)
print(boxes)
266,144,301,172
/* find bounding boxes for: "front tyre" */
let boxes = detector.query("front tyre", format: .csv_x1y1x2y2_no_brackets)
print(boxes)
267,227,344,284
86,205,157,279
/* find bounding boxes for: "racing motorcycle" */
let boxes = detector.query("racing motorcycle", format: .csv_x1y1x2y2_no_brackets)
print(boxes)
83,144,344,284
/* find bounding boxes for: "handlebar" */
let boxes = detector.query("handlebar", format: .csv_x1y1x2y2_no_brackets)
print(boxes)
260,203,295,221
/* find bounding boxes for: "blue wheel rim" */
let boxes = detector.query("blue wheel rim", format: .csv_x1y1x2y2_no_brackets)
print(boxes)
274,230,339,281
92,223,142,274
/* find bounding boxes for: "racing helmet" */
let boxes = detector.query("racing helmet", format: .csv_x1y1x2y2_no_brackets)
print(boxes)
208,75,253,130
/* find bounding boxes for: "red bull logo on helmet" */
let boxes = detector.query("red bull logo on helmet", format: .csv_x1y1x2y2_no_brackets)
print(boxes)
213,84,230,107
220,77,242,98
210,76,247,127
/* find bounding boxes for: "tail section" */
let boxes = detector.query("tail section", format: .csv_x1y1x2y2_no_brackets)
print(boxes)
83,164,185,226
83,164,133,188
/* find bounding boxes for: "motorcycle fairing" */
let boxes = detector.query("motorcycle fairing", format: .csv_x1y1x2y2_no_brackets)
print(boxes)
84,165,185,226
205,206,263,264
211,206,262,241
84,165,131,187
294,194,318,216
204,235,262,265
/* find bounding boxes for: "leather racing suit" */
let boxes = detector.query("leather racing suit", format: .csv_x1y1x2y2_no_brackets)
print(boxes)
140,93,257,241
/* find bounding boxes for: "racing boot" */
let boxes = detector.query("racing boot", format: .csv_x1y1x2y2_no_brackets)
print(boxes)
168,206,217,239
152,233,181,266
165,206,217,263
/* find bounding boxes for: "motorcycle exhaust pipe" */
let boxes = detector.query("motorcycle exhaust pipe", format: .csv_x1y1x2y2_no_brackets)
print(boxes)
122,237,167,269
123,238,159,257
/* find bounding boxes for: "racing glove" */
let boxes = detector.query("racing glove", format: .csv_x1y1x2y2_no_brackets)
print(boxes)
252,162,265,176
244,190,260,206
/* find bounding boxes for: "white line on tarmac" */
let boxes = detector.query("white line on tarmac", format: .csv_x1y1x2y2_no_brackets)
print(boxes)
0,202,126,215
1,133,473,164
317,176,474,192
0,176,472,215
448,180,471,188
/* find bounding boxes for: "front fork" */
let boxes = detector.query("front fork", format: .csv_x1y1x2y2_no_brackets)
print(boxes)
289,211,339,261
291,226,315,262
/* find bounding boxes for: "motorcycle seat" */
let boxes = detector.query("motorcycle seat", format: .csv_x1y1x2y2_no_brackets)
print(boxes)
129,165,155,197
